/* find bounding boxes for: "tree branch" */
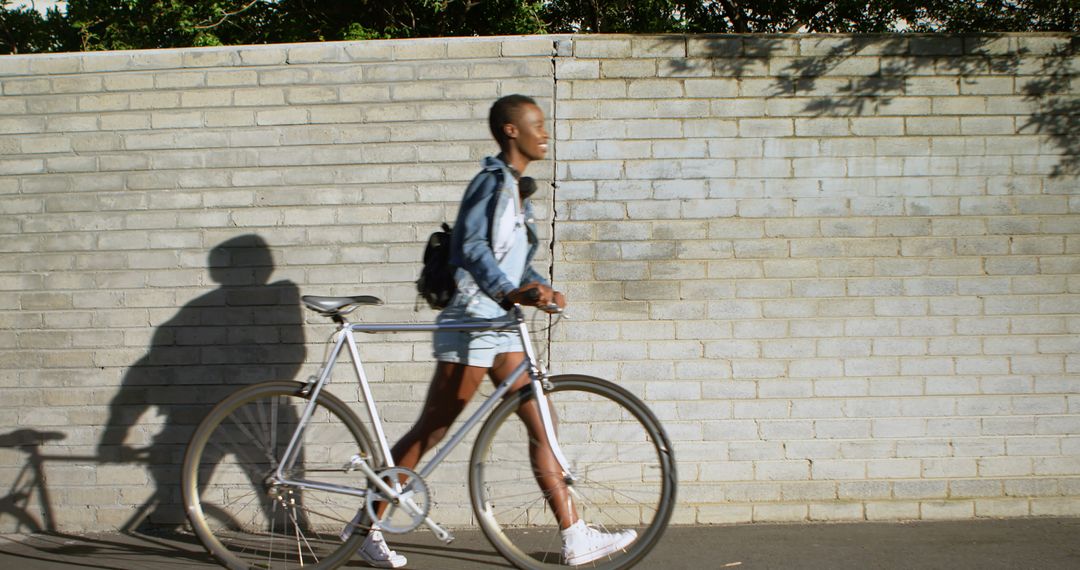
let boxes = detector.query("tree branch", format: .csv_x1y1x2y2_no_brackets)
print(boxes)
784,1,830,33
194,0,261,30
718,0,749,33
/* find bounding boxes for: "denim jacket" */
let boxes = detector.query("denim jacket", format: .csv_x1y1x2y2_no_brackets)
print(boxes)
449,156,549,312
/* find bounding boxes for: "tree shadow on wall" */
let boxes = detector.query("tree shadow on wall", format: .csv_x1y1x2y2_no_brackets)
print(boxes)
671,35,788,80
1018,41,1080,177
96,234,305,532
681,33,1078,178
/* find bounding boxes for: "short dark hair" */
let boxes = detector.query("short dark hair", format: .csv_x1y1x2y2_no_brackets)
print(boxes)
489,94,538,150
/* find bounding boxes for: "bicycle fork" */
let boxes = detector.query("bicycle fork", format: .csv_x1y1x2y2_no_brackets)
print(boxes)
515,311,576,483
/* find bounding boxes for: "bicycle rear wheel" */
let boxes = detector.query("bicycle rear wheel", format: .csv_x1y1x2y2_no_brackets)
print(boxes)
470,374,676,570
181,380,381,570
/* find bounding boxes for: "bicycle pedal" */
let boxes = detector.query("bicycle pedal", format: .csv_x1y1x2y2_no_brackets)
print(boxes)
427,521,454,543
343,454,367,472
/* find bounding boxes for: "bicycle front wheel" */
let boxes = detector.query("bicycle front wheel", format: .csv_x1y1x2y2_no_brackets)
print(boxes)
181,380,381,570
470,374,676,570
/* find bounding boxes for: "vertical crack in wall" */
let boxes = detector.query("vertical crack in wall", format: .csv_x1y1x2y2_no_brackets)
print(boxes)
544,37,564,369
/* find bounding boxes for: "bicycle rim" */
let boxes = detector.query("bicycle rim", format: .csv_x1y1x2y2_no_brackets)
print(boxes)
181,381,380,570
470,375,676,570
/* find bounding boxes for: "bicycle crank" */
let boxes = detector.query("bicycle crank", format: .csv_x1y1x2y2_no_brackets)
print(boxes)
364,466,431,534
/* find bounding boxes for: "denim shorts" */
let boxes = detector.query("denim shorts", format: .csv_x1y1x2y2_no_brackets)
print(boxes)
432,299,522,368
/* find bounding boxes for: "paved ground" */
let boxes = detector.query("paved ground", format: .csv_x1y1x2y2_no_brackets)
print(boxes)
2,518,1079,569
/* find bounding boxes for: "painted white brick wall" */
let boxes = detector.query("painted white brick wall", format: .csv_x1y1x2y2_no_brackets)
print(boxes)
549,33,1080,526
0,37,558,532
0,33,1077,532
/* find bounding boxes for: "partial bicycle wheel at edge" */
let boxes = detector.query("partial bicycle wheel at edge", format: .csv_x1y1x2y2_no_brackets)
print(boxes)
470,374,676,570
181,380,381,570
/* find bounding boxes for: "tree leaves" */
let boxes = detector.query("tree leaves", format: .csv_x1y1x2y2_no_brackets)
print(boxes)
2,0,1077,54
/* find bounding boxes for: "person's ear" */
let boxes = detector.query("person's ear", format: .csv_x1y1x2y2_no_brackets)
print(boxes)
503,122,518,141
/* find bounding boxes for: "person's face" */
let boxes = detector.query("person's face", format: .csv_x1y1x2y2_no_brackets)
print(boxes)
505,103,548,161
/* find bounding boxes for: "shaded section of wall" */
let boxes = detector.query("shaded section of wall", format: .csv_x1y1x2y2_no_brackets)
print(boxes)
0,37,558,531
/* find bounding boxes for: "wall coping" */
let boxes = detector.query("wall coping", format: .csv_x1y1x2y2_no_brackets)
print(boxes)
0,32,1073,77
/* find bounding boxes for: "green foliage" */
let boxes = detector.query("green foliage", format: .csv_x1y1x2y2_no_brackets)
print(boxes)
268,0,546,42
1,0,1076,53
897,0,1079,32
0,1,73,54
544,0,684,33
544,0,1078,34
62,0,281,51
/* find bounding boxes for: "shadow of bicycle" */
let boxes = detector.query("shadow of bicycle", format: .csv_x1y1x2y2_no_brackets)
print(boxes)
0,235,307,543
0,430,217,567
0,429,67,533
0,530,218,569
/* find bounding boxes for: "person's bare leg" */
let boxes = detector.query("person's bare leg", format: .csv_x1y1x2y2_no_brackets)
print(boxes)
366,361,487,524
389,361,488,470
489,352,579,529
496,352,637,565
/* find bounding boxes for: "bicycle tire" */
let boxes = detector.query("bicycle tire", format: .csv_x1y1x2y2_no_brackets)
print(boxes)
181,380,381,570
470,374,676,569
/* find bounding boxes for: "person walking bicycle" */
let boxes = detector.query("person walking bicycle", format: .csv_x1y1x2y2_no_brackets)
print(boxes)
353,95,634,568
182,94,674,570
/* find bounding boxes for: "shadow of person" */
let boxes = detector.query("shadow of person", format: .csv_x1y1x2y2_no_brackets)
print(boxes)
97,235,305,533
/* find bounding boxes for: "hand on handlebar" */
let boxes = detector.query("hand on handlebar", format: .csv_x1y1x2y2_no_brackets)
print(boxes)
507,283,566,313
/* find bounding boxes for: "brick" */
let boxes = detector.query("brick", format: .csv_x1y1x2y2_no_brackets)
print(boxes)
683,78,739,99
741,118,795,137
574,38,632,58
128,91,180,110
556,59,600,79
428,40,492,61
922,500,975,520
975,499,1031,518
794,118,849,136
501,37,554,57
686,36,743,58
657,58,713,77
631,37,685,58
864,501,920,521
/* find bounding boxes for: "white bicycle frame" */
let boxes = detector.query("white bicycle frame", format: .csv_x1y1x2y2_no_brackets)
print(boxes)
269,305,572,542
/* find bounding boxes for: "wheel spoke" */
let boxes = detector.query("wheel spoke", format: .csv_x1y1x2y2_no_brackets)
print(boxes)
183,382,379,570
470,375,675,569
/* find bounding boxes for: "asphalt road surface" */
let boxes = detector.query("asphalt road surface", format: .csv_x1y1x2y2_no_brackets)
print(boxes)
2,518,1079,569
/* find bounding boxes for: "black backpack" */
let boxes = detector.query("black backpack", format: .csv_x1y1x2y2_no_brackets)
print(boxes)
416,222,456,310
416,170,531,311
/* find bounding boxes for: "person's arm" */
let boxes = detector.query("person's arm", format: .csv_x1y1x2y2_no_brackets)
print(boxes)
453,171,518,307
517,199,557,305
521,265,550,289
97,364,148,462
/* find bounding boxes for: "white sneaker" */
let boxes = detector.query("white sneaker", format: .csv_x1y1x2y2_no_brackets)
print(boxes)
561,520,637,566
357,529,408,569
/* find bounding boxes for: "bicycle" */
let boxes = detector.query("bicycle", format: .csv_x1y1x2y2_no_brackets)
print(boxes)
181,294,676,570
